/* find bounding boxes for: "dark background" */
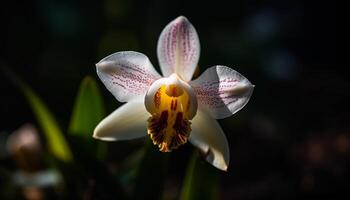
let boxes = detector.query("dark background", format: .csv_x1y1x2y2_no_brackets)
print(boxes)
1,0,349,199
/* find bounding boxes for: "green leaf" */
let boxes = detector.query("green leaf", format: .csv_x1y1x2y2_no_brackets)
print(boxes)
1,65,73,162
69,76,105,137
20,83,73,162
180,151,220,200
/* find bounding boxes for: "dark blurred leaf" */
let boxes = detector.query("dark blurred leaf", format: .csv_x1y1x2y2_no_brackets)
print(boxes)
119,148,145,183
134,141,168,200
1,65,73,162
20,80,73,162
60,140,126,200
69,76,105,137
180,151,220,200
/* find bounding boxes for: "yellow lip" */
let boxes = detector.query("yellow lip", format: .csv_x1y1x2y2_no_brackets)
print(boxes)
147,85,192,152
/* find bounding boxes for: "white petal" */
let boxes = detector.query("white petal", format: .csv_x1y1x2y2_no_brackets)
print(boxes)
189,109,229,171
190,66,254,119
93,101,149,141
96,51,161,102
157,16,200,82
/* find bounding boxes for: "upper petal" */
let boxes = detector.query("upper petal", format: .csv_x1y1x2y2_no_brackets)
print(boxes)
190,66,254,119
189,109,229,171
157,16,200,82
96,51,161,102
93,101,149,141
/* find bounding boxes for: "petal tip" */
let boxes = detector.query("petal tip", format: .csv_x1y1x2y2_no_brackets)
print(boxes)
95,60,109,70
92,125,109,141
92,133,100,140
175,16,189,23
220,166,228,172
222,165,229,172
171,16,192,28
210,157,229,172
92,128,102,140
95,61,106,72
92,133,117,142
204,149,230,172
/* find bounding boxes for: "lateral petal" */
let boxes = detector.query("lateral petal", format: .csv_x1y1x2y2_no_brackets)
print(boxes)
96,51,161,102
190,65,254,119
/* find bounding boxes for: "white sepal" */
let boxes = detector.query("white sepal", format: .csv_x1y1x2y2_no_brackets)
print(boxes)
189,109,230,171
93,101,149,141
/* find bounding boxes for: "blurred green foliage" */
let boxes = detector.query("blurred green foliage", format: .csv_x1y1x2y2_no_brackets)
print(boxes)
69,76,105,137
19,78,73,163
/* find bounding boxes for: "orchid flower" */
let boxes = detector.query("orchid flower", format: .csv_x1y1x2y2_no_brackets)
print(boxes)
93,16,254,171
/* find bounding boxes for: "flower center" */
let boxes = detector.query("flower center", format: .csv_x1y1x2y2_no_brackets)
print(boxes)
147,84,193,152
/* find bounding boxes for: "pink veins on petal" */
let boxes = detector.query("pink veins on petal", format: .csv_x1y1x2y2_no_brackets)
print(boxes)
110,62,158,95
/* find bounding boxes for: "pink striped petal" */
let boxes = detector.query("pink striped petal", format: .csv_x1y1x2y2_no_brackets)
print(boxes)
157,16,200,82
190,66,254,119
96,51,161,102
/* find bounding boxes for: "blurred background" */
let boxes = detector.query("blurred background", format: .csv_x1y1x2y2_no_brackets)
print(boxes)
0,0,348,199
